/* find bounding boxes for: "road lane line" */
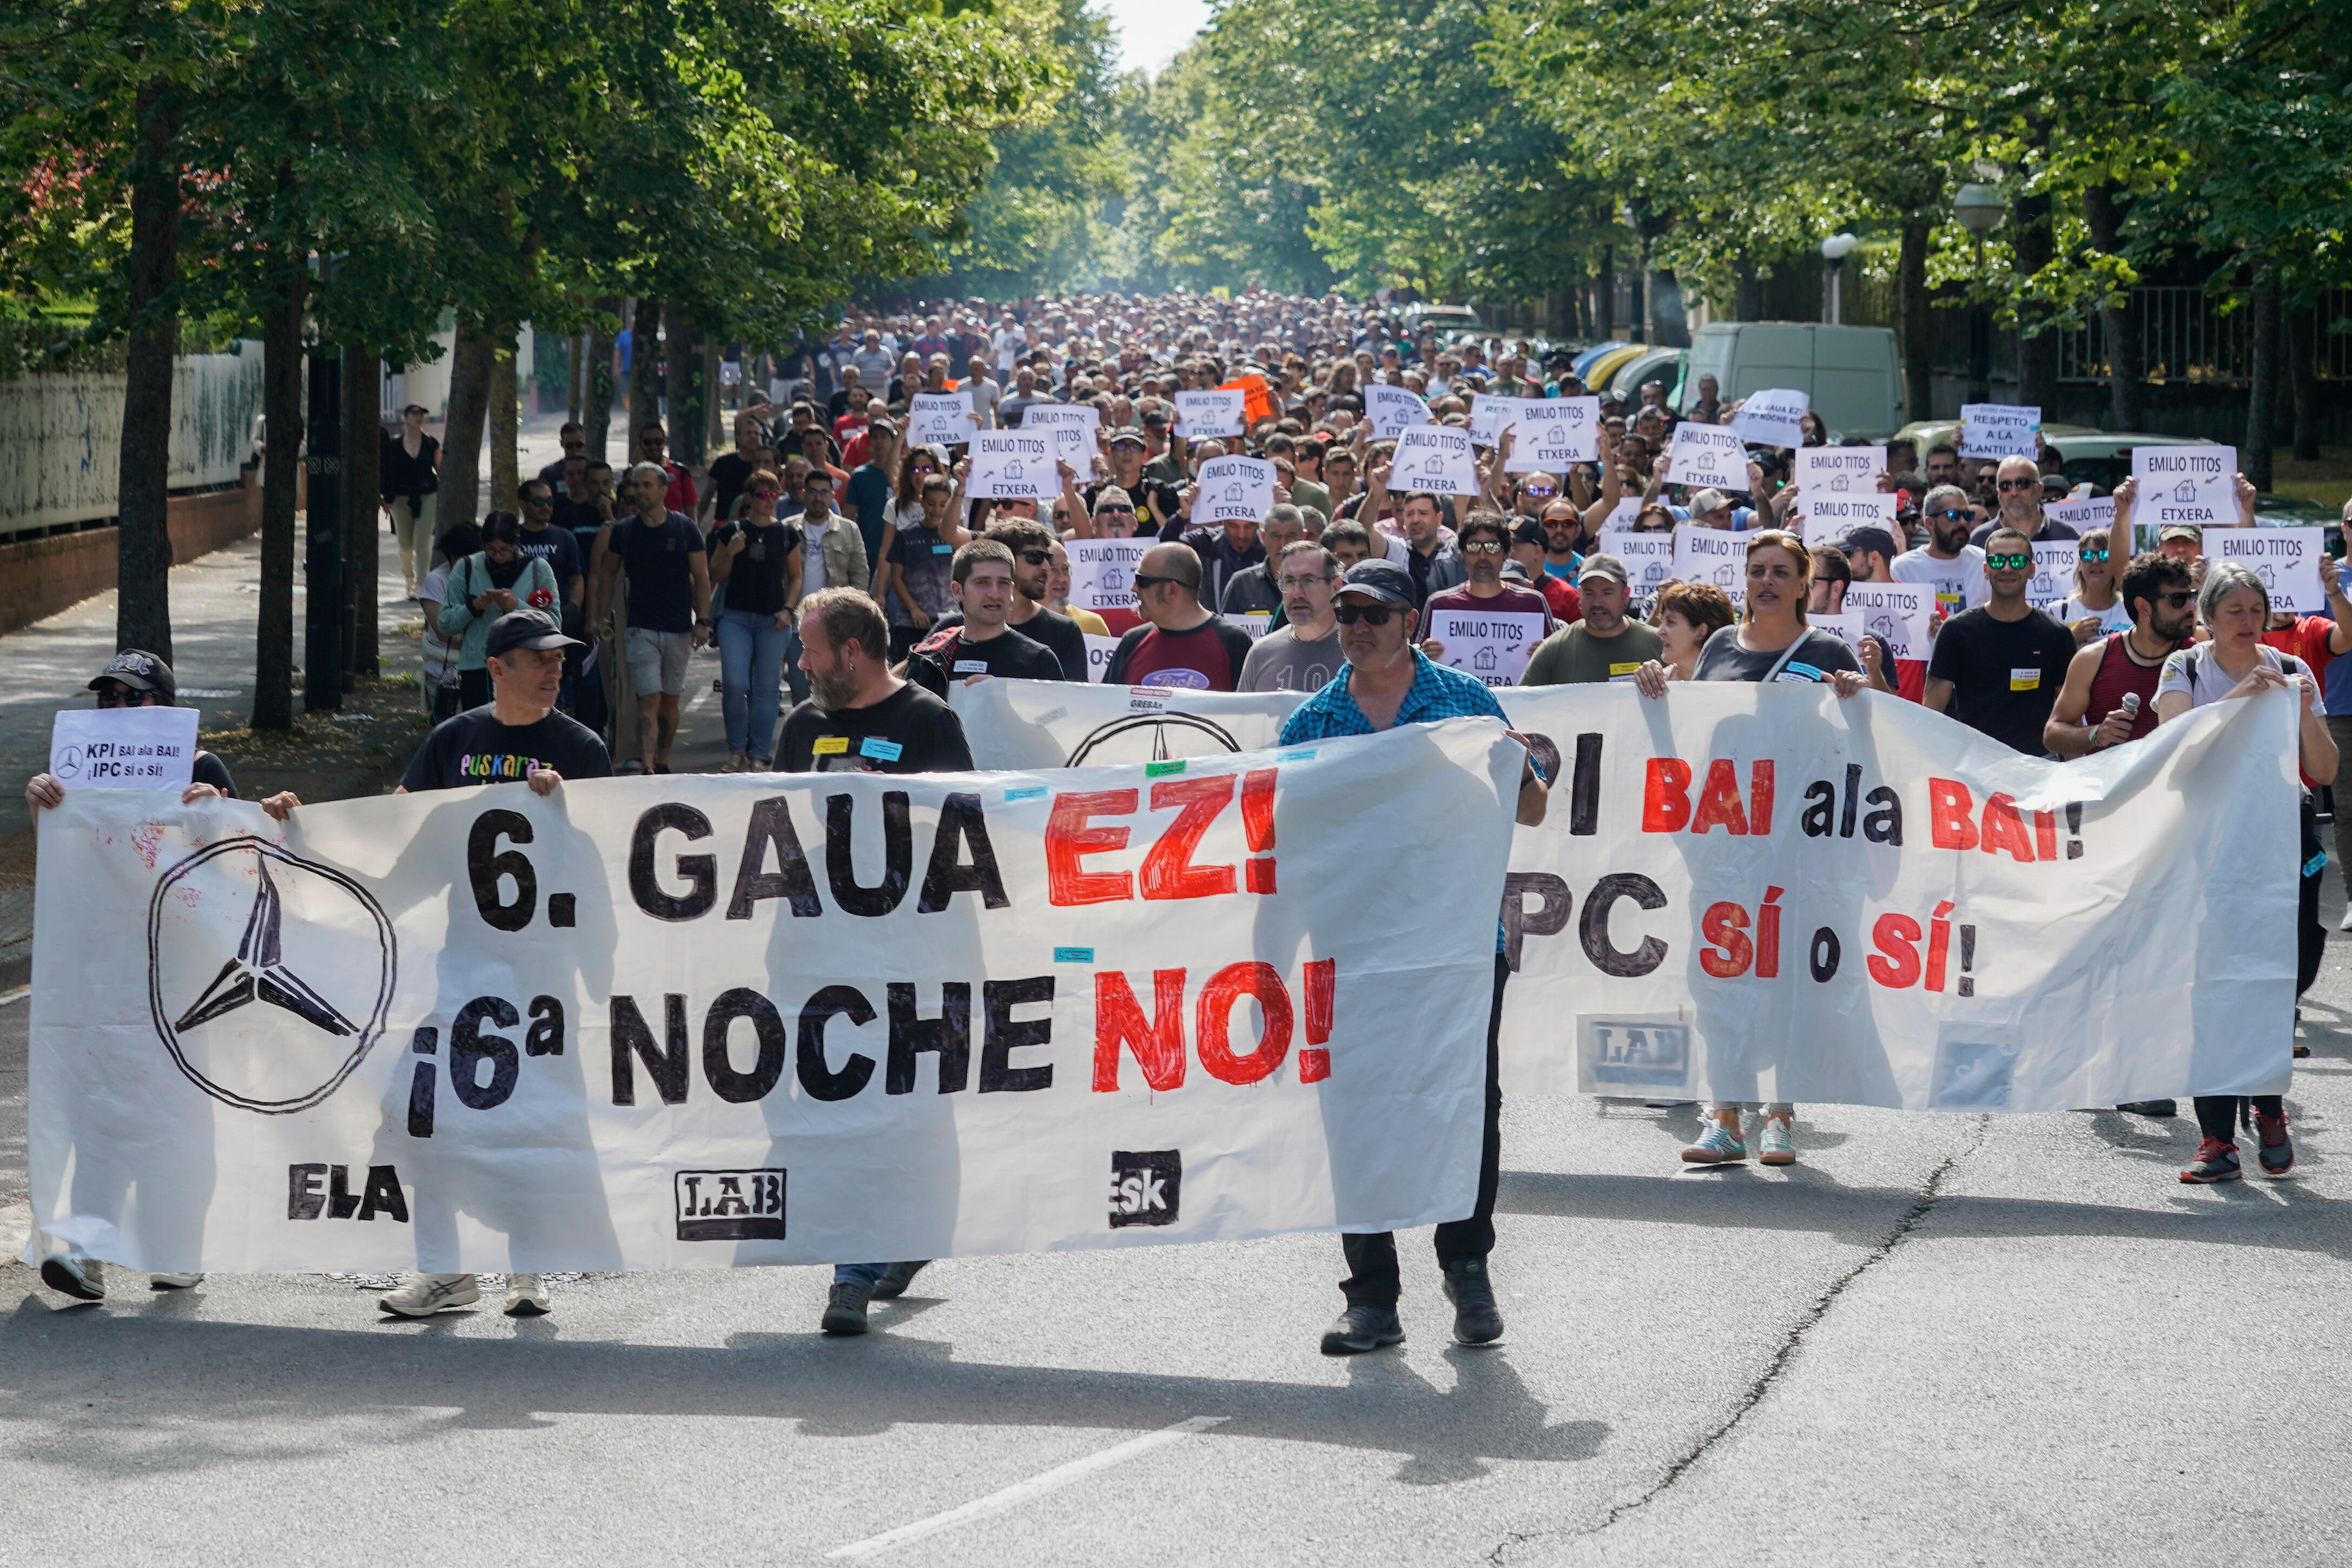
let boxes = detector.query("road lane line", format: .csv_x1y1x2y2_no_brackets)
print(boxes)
827,1415,1229,1559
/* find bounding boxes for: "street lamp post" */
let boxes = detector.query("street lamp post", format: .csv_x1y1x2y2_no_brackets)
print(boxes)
1953,183,2006,406
1820,232,1859,325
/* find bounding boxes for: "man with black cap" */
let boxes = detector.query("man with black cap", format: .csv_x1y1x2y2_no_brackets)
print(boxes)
1521,555,1661,685
1276,559,1550,1355
1085,427,1179,534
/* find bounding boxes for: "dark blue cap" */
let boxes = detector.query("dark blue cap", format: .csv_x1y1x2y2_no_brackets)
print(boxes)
486,609,582,658
1336,558,1418,609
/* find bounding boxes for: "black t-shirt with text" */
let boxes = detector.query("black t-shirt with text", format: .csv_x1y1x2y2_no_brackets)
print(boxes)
400,707,615,791
777,683,974,774
709,519,801,618
930,606,1088,684
1926,605,2077,755
904,623,1065,697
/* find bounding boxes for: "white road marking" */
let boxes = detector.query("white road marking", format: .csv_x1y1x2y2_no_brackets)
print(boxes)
0,1203,30,1262
827,1415,1229,1559
0,987,27,1008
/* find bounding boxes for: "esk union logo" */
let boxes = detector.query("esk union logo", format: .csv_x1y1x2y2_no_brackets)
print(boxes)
146,836,397,1114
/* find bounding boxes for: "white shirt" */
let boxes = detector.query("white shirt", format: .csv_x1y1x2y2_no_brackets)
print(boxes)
1891,545,1990,617
2058,594,2132,635
419,564,459,687
802,517,839,594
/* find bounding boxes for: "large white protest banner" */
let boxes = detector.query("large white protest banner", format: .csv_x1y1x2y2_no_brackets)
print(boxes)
1796,491,1897,549
1959,404,2040,460
2132,445,2239,528
1842,581,1934,661
1796,446,1885,497
2212,526,2324,614
908,392,977,449
48,706,200,792
1365,384,1432,441
2044,496,2116,533
1428,608,1546,687
1195,455,1277,524
1389,426,1481,495
1505,398,1601,473
2026,541,2077,610
953,676,2301,1113
1019,403,1100,469
1671,525,1746,606
1174,389,1245,439
1595,529,1677,600
30,729,1523,1273
1729,389,1808,449
1662,424,1752,493
967,431,1059,501
1065,537,1152,618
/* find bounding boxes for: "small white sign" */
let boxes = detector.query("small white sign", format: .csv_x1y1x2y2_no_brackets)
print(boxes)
1389,425,1481,496
1662,424,1752,493
49,706,200,792
1428,608,1546,687
2026,541,2078,610
1468,394,1521,447
2044,495,2116,532
1602,496,1642,531
908,392,976,449
1082,632,1121,683
1174,389,1245,438
2212,526,2325,614
1958,403,2040,460
1797,490,1899,548
1066,538,1151,616
1795,445,1886,496
1195,455,1277,524
1842,581,1933,661
1366,383,1433,441
1020,402,1100,468
967,431,1059,500
2131,445,2239,529
1595,529,1679,599
1507,398,1601,473
1809,611,1868,659
1672,524,1747,607
1730,388,1808,449
1223,612,1272,641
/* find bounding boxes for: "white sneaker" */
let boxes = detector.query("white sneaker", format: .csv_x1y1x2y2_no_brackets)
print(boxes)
503,1273,551,1316
2338,907,2351,932
1758,1115,1798,1166
149,1272,204,1290
39,1254,105,1301
378,1272,480,1317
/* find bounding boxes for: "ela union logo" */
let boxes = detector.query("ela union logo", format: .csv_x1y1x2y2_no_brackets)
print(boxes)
146,836,397,1114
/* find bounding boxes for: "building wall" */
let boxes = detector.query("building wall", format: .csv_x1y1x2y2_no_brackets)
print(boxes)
0,347,265,535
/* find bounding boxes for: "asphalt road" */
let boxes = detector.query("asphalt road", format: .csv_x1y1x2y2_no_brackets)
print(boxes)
2,877,2348,1565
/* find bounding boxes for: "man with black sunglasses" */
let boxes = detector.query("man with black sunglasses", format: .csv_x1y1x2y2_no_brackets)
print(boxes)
1892,482,1990,621
1925,526,2077,754
1102,543,1256,689
1968,454,2077,548
917,517,1088,680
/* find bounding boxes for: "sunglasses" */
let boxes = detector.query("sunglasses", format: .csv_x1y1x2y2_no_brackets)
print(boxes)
1332,603,1399,626
1933,508,1971,522
523,494,552,506
749,487,781,499
1097,505,1135,518
1018,549,1051,566
1522,484,1557,499
1131,572,1179,591
1995,478,2038,492
94,686,153,708
1462,540,1505,555
2157,590,2196,608
1986,552,2032,571
2081,548,2109,563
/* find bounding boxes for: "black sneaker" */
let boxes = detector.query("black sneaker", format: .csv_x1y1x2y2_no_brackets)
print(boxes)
2181,1138,2242,1184
871,1261,930,1300
2255,1109,2295,1176
821,1281,872,1336
1443,1260,1504,1346
2116,1100,2178,1117
1319,1304,1404,1355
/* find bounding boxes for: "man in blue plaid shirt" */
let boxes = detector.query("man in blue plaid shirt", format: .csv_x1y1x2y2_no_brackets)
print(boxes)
1278,558,1551,1357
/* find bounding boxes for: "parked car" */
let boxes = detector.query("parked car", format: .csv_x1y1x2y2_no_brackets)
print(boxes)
1681,322,1906,439
1607,347,1687,406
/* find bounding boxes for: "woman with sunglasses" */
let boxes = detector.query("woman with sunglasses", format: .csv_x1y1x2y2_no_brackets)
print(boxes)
1635,530,1869,1168
892,443,947,531
2155,561,2337,1181
2057,527,2131,641
706,469,803,771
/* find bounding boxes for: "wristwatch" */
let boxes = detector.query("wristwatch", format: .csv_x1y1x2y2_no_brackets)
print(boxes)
695,618,713,629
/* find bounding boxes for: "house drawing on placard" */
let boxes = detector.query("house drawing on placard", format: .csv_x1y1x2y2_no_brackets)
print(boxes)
1829,473,1852,492
1222,482,1246,502
1473,647,1499,672
1712,564,1737,587
2257,562,2277,588
1421,455,1448,477
1101,568,1125,591
2172,479,2198,504
1002,459,1026,481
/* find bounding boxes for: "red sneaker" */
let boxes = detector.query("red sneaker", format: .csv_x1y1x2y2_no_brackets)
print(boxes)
2180,1137,2242,1184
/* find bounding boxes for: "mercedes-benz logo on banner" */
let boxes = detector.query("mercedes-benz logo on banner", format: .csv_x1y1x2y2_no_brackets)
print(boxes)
146,836,397,1114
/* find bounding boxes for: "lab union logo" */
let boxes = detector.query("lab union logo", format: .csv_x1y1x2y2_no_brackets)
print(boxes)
146,836,397,1114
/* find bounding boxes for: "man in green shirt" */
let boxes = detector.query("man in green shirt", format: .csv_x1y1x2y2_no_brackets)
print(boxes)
1521,555,1663,685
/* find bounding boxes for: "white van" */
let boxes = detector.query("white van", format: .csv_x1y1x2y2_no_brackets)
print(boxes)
1679,323,1905,439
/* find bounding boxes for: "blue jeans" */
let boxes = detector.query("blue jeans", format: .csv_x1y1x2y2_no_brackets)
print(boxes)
717,607,790,760
834,1263,887,1288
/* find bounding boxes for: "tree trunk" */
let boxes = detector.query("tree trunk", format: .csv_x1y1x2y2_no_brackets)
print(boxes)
2244,271,2280,492
115,78,180,662
435,317,493,530
585,300,618,462
342,349,380,679
665,305,701,464
703,336,724,451
1596,246,1615,339
1898,217,1933,425
2288,302,2322,461
2011,190,2058,412
2082,183,2140,429
488,327,519,511
253,258,306,732
1733,253,1761,323
629,297,662,438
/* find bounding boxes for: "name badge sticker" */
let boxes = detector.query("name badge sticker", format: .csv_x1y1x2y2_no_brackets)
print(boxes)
860,737,905,762
812,736,849,755
953,659,989,674
2010,667,2042,691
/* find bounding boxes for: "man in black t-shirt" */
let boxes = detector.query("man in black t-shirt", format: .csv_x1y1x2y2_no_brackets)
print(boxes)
920,517,1088,682
1925,526,2077,755
593,461,712,775
906,539,1064,696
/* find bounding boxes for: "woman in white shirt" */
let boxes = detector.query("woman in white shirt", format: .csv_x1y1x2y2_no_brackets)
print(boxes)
2155,561,2337,1183
2058,525,2131,642
416,521,479,722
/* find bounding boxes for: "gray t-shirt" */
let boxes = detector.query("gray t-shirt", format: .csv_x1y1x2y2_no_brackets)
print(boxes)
1240,626,1343,693
1693,624,1864,684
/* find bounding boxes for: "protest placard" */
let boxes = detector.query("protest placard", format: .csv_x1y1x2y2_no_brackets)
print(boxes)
1808,610,1867,659
2044,496,2116,532
1601,497,1642,531
2132,445,2239,528
1662,424,1752,493
1506,397,1601,473
2212,526,2325,614
1066,537,1152,617
1468,394,1520,447
1174,388,1245,438
2027,541,2078,610
1797,491,1898,549
1081,633,1120,682
1019,402,1100,468
47,706,200,792
1795,445,1885,497
1595,528,1679,600
1428,608,1546,687
1195,455,1276,524
1366,384,1433,441
1958,404,2040,460
1843,580,1933,660
1729,388,1808,449
1672,524,1746,606
1389,425,1480,495
1223,612,1272,640
908,391,977,449
966,431,1059,500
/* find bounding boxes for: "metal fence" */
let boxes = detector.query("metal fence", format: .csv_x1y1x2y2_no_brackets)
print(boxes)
2058,286,2352,386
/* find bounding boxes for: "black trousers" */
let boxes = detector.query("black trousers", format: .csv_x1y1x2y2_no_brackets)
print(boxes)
1340,952,1507,1309
2191,796,2323,1144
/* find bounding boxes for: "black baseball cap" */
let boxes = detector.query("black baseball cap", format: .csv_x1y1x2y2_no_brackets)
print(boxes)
1335,558,1418,609
1838,525,1901,562
486,610,583,658
1107,426,1148,448
1512,518,1550,549
89,649,175,703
